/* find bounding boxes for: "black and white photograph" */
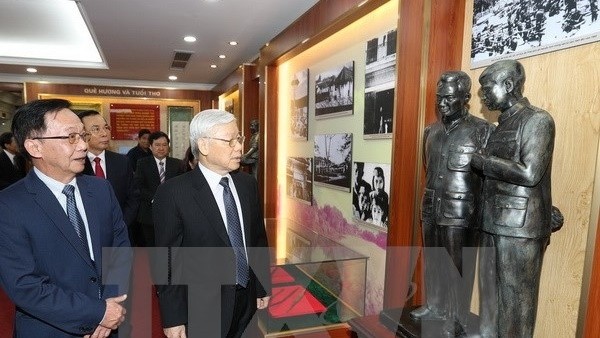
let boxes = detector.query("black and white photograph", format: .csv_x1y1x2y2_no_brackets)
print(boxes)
286,156,313,205
291,69,309,140
364,29,397,139
352,161,391,230
314,133,353,191
314,62,354,119
471,0,600,68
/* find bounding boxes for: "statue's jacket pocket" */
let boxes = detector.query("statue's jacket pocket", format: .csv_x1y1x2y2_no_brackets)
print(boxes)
492,194,528,228
441,191,474,220
447,145,476,172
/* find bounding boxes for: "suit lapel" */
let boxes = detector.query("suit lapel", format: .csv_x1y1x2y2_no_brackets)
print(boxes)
77,177,102,274
25,173,96,270
191,169,231,245
82,156,94,176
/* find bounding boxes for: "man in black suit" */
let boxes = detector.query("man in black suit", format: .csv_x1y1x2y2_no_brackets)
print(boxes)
0,132,26,190
126,129,151,172
135,131,183,247
153,109,271,338
78,110,140,245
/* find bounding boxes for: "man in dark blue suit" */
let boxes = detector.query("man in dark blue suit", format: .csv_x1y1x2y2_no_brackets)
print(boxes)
0,99,132,338
153,109,270,338
0,132,26,190
78,110,140,245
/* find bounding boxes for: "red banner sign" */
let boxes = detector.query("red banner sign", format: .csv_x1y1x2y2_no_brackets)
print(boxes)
109,103,160,140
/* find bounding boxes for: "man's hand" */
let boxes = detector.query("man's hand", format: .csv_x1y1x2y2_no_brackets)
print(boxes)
257,296,270,309
99,294,127,330
84,324,112,338
164,325,187,338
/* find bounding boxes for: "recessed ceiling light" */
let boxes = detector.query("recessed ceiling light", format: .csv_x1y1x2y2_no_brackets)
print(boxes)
219,54,226,59
229,41,238,46
210,64,217,68
168,75,178,80
26,67,37,73
183,36,196,43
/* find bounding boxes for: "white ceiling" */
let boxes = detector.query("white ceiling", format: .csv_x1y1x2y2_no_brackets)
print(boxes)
0,0,319,90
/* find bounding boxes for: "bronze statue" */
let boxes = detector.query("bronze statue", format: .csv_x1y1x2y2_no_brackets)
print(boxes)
411,71,493,335
471,59,556,337
241,119,259,179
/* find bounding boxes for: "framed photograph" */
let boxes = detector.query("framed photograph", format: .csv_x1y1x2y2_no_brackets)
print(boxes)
471,0,600,69
314,61,354,119
286,157,313,205
313,133,353,191
352,161,391,230
291,69,309,140
364,29,397,139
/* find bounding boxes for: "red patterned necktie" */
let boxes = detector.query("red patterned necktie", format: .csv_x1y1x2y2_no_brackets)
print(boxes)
94,157,105,179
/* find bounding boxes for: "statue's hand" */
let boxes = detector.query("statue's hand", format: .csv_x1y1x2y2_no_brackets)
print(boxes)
471,153,485,170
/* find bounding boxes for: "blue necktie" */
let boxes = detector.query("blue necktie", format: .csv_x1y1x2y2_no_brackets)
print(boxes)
219,177,249,287
62,184,91,260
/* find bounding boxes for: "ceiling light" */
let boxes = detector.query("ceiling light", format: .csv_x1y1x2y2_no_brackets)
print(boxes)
210,64,217,68
183,36,196,42
229,41,238,46
0,0,105,68
26,67,37,73
168,75,178,80
219,54,226,59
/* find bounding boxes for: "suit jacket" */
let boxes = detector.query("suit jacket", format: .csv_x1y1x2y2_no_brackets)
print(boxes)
422,114,493,227
126,145,152,172
135,156,183,225
82,150,140,227
0,150,26,190
480,98,555,238
152,168,271,336
0,171,132,338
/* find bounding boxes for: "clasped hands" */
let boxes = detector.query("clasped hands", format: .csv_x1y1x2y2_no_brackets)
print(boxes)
84,294,128,338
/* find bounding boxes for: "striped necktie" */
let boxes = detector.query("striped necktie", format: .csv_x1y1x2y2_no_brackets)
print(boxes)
159,161,165,183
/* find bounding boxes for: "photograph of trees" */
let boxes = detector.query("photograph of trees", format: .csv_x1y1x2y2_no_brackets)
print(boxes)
314,133,353,191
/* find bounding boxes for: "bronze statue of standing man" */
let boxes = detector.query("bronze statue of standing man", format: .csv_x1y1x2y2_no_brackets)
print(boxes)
411,71,493,335
471,59,556,337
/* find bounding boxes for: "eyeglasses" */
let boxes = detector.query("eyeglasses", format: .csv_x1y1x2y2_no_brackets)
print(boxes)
32,132,91,144
204,134,245,147
89,125,111,134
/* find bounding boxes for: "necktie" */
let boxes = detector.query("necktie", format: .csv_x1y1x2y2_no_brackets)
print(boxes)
159,161,165,183
93,157,105,179
219,177,249,287
62,185,91,260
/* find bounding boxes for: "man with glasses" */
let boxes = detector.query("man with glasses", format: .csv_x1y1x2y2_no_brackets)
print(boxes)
78,110,140,246
0,99,131,338
153,109,270,338
134,131,183,247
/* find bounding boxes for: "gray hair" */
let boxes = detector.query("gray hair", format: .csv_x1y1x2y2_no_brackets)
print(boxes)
189,109,236,157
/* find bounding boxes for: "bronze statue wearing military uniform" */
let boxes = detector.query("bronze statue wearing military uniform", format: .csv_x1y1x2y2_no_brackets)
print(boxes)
471,59,556,338
411,71,493,336
241,119,259,179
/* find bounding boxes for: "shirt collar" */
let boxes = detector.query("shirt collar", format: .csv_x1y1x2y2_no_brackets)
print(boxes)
498,97,530,124
33,167,78,195
87,150,106,163
197,162,231,188
3,149,15,163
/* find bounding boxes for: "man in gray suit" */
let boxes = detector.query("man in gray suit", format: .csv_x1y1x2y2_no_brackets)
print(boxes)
471,59,556,337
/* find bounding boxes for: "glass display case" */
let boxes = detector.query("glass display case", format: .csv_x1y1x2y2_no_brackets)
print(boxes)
260,219,368,336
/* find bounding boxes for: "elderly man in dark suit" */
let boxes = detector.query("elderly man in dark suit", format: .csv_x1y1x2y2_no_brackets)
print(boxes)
0,132,26,189
153,109,271,338
134,131,183,247
471,59,556,338
78,110,140,245
0,99,131,338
